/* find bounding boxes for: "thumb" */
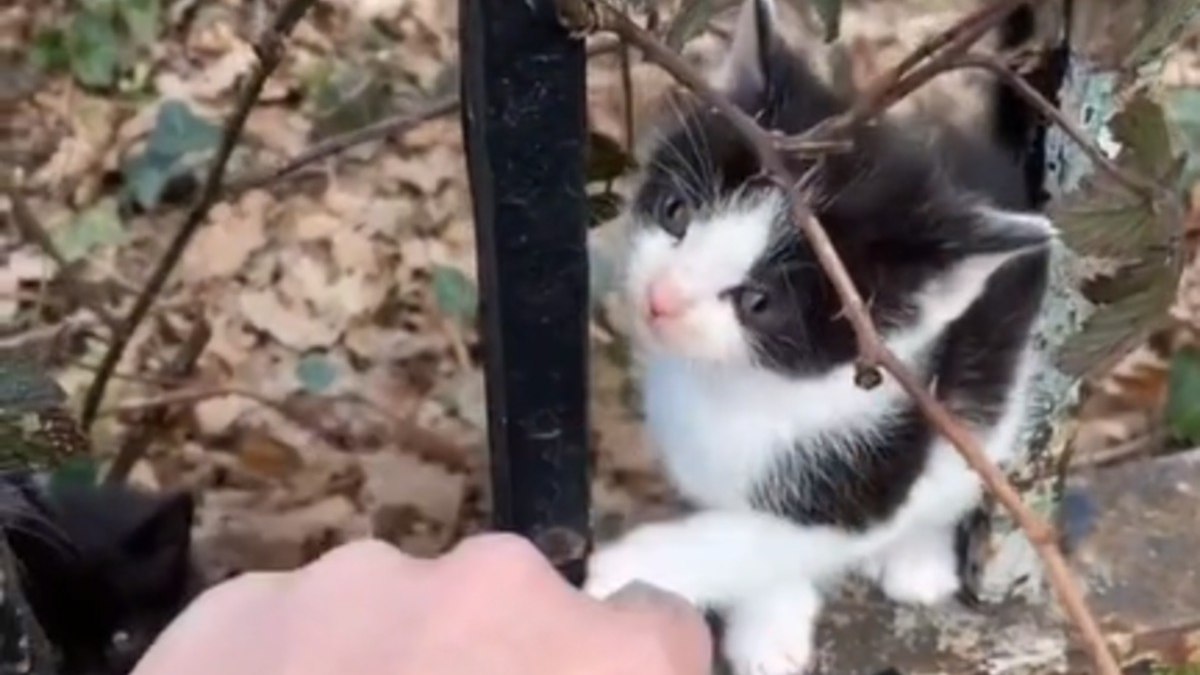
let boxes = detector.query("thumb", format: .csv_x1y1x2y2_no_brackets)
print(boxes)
604,582,713,675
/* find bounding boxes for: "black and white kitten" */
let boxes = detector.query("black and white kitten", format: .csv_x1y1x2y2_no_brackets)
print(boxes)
1,471,201,675
583,1,1053,673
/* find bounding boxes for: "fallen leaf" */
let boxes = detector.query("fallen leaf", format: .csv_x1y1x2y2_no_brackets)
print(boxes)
194,492,369,575
238,288,342,350
236,429,304,480
360,451,466,555
181,190,272,281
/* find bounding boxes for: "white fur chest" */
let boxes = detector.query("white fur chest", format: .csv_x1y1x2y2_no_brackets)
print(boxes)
638,353,909,510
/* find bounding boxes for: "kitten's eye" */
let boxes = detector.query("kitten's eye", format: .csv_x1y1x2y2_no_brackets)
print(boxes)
660,196,689,236
735,287,770,315
110,630,132,651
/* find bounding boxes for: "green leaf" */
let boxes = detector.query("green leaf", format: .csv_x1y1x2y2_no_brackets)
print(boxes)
66,8,121,87
1110,92,1177,178
1049,173,1162,260
1048,97,1184,263
586,131,635,184
123,150,182,210
811,0,843,42
664,0,716,52
145,100,221,159
53,198,127,263
1055,277,1173,378
431,264,478,325
588,191,625,228
48,455,100,491
30,28,70,72
295,352,338,394
1167,347,1200,444
115,0,160,45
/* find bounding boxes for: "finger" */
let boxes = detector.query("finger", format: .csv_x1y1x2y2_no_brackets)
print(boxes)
130,571,289,675
437,533,570,603
602,582,713,675
292,538,433,602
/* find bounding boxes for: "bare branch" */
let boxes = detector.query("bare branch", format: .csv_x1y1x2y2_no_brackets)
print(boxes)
226,95,459,194
79,0,321,430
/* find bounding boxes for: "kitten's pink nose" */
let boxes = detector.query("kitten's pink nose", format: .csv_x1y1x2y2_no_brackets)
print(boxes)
647,275,689,319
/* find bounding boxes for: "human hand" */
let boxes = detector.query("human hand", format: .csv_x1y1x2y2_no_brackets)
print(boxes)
131,534,712,675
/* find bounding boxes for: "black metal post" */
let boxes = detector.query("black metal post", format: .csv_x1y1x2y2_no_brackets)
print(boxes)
458,0,592,585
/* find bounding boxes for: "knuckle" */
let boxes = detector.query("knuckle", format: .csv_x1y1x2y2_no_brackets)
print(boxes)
447,533,553,585
455,532,546,569
301,539,408,586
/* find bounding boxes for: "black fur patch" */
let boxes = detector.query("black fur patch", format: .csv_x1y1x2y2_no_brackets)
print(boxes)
1,471,202,675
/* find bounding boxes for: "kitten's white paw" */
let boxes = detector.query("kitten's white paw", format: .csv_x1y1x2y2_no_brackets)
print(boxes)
875,531,960,606
583,530,702,603
723,582,822,675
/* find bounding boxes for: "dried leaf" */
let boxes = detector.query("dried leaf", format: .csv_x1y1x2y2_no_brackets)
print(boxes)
588,191,624,228
586,130,636,185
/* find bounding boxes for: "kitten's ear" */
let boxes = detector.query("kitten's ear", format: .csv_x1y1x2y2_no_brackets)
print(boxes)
124,489,194,560
920,207,1055,326
711,0,779,95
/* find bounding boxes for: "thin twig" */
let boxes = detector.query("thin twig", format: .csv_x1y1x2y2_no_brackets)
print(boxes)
3,186,122,331
103,320,210,484
619,38,636,150
848,0,1029,121
953,52,1159,200
225,95,460,194
78,0,319,431
223,39,625,195
99,383,473,472
558,2,1122,675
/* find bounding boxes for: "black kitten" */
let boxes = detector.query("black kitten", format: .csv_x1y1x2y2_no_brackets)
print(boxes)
1,471,202,675
583,1,1053,674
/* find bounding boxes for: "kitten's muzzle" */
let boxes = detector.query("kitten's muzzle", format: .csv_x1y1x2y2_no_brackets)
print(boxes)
647,275,691,321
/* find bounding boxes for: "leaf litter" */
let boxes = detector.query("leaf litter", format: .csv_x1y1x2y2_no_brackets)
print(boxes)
6,0,1200,579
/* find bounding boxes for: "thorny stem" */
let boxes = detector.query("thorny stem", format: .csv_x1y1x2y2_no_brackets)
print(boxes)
554,1,1124,675
954,52,1161,201
79,0,321,430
